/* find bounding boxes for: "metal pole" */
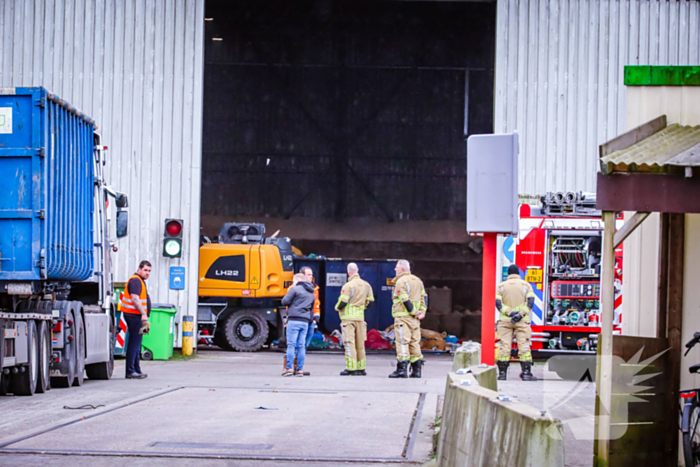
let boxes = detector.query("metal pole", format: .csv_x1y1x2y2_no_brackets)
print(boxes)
481,232,498,365
596,210,616,462
182,316,194,356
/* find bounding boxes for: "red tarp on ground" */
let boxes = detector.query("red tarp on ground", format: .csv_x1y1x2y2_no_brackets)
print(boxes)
365,329,393,350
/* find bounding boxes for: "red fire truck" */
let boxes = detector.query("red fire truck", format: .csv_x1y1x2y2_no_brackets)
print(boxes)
500,192,623,358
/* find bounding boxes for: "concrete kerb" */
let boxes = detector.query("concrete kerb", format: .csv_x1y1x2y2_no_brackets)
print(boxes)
454,366,497,392
451,341,481,372
435,373,564,467
431,341,564,466
450,342,497,391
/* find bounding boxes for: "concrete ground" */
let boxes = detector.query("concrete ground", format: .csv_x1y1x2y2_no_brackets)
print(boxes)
0,351,594,466
499,362,596,467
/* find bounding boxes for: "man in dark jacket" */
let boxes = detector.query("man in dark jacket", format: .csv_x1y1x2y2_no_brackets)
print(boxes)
281,273,315,376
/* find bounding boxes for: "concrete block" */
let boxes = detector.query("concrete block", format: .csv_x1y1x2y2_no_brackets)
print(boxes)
452,342,481,371
451,366,497,392
427,287,452,314
440,312,463,336
469,365,498,391
421,313,442,334
436,373,564,467
460,313,482,340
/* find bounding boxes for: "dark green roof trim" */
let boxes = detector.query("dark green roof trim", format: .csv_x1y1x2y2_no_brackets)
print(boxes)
625,66,700,86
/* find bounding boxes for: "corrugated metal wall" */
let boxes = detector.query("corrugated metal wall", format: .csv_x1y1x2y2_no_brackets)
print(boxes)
0,0,205,335
495,0,700,196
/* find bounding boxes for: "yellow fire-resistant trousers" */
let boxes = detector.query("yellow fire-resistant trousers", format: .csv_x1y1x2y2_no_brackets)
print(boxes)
496,320,532,362
341,320,367,371
394,316,423,362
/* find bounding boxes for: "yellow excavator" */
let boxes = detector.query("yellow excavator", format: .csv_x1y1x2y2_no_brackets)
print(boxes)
198,223,295,351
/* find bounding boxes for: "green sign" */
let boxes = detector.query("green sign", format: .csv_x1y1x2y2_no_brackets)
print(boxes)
625,66,700,86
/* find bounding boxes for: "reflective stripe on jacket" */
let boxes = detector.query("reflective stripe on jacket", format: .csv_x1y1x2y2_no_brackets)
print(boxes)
119,274,148,315
392,272,427,318
336,274,374,321
496,274,536,322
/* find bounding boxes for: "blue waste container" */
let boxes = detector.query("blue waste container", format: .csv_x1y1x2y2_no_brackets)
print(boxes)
322,259,396,333
293,257,324,284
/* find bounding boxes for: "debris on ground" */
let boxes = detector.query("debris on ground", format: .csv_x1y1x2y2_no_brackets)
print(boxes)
366,329,393,350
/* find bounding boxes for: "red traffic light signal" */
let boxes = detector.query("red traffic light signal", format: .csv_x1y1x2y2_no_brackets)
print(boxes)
165,219,183,237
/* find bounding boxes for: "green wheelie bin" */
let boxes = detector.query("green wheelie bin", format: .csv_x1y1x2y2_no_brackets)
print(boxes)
140,304,177,360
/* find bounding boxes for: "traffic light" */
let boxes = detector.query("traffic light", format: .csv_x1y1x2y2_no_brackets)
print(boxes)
163,219,183,258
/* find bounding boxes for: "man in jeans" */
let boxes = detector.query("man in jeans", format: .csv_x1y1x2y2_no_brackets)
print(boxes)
281,273,315,377
302,267,321,365
118,260,152,379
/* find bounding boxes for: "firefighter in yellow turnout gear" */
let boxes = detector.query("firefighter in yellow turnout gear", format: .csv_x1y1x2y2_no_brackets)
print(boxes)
496,264,538,381
389,260,427,379
335,263,374,376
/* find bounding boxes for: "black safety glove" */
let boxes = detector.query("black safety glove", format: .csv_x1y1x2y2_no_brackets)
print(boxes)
510,312,522,324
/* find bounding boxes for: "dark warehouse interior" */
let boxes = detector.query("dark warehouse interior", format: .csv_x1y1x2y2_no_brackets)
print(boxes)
201,0,497,339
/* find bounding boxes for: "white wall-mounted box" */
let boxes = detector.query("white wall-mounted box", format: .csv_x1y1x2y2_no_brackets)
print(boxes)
466,133,519,235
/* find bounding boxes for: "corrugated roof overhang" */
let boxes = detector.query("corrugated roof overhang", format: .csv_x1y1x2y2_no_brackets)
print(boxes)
597,115,700,214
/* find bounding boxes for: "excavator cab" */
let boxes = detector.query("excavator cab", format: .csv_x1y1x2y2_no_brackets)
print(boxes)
219,223,266,245
198,223,294,351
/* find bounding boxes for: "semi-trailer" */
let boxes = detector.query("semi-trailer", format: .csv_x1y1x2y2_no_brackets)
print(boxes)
0,87,128,395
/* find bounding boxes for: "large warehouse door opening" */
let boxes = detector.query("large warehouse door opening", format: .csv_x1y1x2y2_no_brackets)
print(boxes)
201,0,496,342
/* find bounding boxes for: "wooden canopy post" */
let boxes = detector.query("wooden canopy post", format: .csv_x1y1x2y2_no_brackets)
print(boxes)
595,210,617,463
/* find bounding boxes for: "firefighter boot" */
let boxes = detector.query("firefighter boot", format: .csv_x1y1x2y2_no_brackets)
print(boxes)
497,361,509,381
409,360,424,378
520,361,537,381
388,361,409,378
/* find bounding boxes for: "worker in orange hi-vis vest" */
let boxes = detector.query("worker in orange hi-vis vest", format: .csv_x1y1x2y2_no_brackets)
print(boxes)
118,260,152,380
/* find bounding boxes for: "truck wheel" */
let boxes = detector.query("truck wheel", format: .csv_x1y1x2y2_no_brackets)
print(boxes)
72,307,86,386
213,328,233,350
0,372,9,396
86,313,114,380
36,321,51,393
52,309,77,388
223,310,269,352
13,320,39,396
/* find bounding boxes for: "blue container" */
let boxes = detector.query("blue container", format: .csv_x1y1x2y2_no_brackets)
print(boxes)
293,258,324,285
322,259,396,333
0,87,95,281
